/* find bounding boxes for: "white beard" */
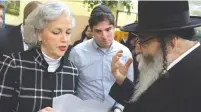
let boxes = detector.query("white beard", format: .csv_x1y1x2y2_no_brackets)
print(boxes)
130,50,171,102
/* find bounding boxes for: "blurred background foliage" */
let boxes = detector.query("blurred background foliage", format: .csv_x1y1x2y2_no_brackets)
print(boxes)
83,0,133,14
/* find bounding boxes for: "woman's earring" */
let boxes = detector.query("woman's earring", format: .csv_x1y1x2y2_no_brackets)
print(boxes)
36,40,41,47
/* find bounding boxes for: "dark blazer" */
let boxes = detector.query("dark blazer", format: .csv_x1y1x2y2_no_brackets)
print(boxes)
0,25,24,55
0,48,79,112
110,45,201,112
66,45,73,58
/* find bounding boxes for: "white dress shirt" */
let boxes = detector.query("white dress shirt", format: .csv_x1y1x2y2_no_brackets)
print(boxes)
21,25,29,51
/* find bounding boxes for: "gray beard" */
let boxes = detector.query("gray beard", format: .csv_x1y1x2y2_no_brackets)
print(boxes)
130,50,171,102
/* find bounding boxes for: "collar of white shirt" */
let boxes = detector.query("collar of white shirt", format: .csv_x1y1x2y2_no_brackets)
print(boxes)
92,38,114,52
167,42,200,71
21,25,29,51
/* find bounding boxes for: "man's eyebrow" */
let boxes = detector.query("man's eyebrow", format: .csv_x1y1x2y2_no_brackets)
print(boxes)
94,26,113,32
105,26,112,30
94,29,102,32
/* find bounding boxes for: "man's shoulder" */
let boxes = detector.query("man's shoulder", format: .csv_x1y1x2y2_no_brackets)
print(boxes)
73,39,84,45
0,25,21,40
69,39,95,59
113,40,130,52
0,27,11,39
113,40,127,47
73,39,93,50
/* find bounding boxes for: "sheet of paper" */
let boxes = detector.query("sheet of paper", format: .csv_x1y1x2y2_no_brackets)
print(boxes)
53,94,111,112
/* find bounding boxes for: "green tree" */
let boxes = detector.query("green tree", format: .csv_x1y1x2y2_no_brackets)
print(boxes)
83,0,133,14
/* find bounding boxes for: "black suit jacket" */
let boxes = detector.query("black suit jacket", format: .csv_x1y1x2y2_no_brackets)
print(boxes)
0,25,24,55
110,45,201,112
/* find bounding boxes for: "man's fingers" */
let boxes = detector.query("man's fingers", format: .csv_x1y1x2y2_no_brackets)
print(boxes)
125,58,133,68
116,50,123,58
113,57,121,69
112,51,123,64
117,50,123,54
116,52,123,57
112,57,124,75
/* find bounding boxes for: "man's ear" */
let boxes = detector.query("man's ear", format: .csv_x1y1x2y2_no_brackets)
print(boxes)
168,36,178,49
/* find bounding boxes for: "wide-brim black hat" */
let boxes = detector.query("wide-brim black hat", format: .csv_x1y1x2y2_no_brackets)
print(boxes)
121,1,201,32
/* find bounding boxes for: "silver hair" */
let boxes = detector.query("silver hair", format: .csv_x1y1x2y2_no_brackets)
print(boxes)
24,1,75,49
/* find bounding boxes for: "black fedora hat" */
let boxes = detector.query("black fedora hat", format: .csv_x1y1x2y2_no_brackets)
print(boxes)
121,1,201,32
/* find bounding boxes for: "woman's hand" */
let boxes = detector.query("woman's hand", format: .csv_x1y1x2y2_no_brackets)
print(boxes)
40,107,54,112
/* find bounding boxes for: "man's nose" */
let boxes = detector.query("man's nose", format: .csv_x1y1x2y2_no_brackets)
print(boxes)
61,33,69,42
102,31,107,39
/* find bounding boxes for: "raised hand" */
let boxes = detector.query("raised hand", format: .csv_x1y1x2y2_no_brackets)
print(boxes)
111,50,133,85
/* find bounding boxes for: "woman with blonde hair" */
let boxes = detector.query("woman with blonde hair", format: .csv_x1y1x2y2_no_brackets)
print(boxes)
0,2,78,112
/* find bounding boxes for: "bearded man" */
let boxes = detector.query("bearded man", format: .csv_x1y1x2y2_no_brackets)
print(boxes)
109,1,201,112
